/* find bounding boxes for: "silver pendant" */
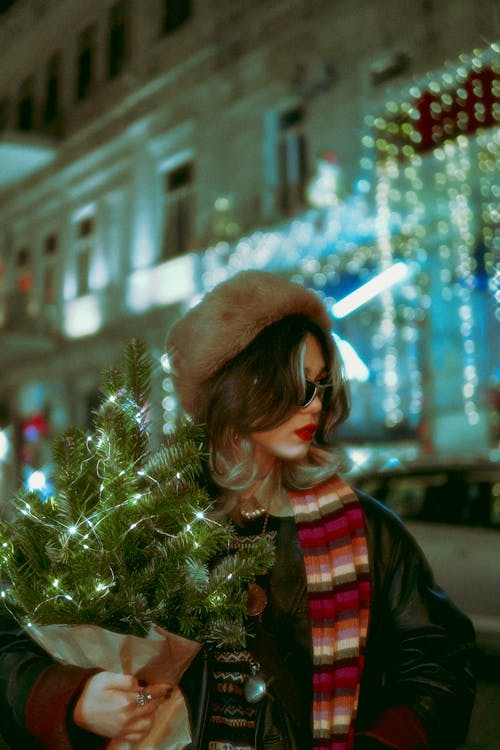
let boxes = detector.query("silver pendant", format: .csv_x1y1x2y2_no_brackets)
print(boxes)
244,660,267,703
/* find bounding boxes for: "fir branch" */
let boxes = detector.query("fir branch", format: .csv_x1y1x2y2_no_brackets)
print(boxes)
52,430,99,523
1,339,276,649
124,338,152,408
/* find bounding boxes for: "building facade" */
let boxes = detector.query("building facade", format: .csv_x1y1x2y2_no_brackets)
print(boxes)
0,0,498,507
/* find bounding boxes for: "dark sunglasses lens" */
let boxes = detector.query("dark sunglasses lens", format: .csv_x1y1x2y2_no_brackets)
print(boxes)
302,381,317,407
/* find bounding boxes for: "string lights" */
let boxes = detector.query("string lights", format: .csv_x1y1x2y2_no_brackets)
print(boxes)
1,341,276,648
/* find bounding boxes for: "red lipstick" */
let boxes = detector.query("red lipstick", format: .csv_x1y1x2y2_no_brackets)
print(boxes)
294,424,317,441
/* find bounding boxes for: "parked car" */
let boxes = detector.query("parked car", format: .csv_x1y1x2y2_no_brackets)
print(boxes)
350,458,500,651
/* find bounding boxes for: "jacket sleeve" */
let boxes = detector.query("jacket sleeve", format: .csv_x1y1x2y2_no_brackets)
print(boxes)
0,612,105,750
355,494,476,750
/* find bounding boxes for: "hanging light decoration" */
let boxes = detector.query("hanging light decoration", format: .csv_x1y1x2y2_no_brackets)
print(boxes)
359,42,498,443
160,353,178,434
373,161,403,428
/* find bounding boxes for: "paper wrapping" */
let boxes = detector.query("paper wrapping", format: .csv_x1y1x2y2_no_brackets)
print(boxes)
28,623,202,750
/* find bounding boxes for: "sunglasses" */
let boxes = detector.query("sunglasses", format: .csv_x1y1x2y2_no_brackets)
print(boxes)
300,378,332,409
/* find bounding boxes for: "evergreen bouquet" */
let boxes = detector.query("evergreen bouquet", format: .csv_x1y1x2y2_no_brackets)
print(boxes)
0,339,275,749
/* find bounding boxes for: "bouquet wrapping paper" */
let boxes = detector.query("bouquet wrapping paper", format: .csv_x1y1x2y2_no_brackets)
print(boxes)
28,622,202,750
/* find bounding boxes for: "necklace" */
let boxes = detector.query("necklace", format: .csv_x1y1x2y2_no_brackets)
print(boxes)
240,498,267,521
244,498,271,619
238,467,279,522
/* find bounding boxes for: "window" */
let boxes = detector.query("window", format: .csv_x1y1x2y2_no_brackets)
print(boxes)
11,247,34,323
17,76,35,131
0,0,16,14
277,106,307,215
162,0,191,34
0,98,9,130
161,162,194,260
16,248,32,287
42,233,58,304
76,25,95,101
0,256,4,326
75,217,95,296
108,1,128,79
43,54,61,129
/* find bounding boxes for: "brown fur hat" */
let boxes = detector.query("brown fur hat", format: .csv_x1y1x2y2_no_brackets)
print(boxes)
166,270,332,416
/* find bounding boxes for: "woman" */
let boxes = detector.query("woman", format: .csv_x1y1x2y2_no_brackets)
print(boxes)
0,270,475,750
166,270,475,750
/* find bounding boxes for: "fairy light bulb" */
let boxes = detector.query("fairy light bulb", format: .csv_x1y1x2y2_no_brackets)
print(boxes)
160,353,171,372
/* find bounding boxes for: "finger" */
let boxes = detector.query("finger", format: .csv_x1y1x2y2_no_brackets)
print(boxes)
120,717,156,742
145,683,173,700
129,697,158,716
102,672,139,692
130,685,172,711
108,742,132,750
121,733,149,745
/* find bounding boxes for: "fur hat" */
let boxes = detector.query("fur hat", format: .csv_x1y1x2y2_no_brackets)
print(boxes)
166,270,332,416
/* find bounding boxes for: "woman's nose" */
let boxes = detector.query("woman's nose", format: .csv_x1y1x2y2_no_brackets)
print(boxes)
303,393,322,413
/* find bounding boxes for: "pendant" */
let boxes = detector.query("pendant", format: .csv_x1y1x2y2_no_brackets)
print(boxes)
244,660,267,703
246,582,267,617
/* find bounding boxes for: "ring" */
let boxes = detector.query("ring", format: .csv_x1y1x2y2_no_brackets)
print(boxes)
136,690,152,707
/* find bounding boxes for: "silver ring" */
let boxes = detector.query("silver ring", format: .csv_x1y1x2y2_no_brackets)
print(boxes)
136,690,152,707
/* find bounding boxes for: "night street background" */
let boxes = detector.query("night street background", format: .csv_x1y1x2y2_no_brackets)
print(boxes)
0,0,499,747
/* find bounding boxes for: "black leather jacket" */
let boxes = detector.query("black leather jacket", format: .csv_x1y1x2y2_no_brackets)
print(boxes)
181,492,476,750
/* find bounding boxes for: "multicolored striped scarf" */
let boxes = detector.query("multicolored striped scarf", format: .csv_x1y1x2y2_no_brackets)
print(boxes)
288,475,371,750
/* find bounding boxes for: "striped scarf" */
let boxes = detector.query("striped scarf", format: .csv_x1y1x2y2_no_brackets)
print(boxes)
288,476,371,750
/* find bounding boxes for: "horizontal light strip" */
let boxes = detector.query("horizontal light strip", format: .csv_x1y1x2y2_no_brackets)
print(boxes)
331,262,410,318
333,333,370,382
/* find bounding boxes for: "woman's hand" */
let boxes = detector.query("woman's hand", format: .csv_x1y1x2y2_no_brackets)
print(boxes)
73,671,172,743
